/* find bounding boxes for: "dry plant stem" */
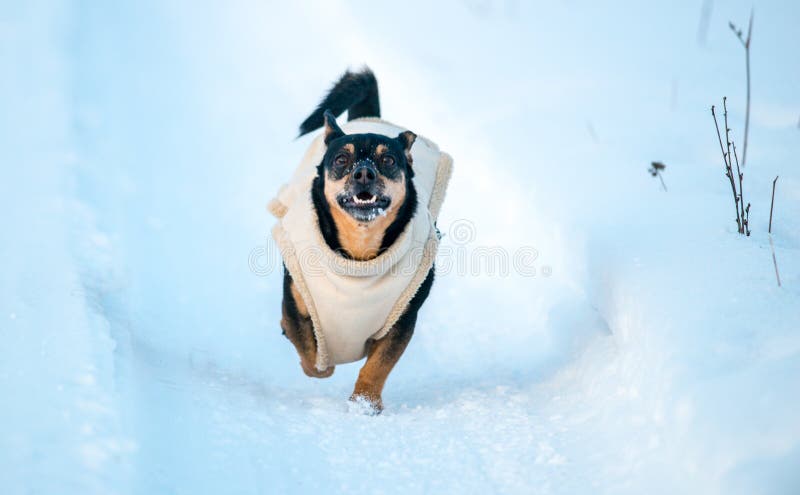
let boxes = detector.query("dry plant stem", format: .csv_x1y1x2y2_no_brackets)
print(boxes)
743,17,751,167
744,203,750,236
658,173,667,192
769,176,778,233
768,176,780,287
730,11,753,167
743,12,752,167
723,98,744,233
712,103,742,232
732,141,749,235
769,236,782,287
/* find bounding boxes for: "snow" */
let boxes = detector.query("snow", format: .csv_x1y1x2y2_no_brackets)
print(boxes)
2,0,799,493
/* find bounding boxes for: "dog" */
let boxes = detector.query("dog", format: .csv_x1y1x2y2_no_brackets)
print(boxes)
272,68,451,413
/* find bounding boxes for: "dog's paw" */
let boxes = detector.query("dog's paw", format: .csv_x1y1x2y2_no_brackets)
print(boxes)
348,394,383,416
300,360,335,379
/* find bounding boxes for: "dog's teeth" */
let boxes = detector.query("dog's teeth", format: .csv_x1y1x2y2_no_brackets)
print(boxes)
352,194,377,205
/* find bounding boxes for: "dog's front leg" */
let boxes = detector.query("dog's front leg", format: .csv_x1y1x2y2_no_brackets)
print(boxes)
281,312,333,378
351,317,416,413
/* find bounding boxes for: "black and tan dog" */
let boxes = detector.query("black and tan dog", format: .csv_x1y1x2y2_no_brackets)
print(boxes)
277,69,442,412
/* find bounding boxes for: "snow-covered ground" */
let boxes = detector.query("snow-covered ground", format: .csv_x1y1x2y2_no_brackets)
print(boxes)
2,1,799,493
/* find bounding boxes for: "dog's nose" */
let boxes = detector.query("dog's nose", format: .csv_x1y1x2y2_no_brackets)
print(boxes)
352,164,377,185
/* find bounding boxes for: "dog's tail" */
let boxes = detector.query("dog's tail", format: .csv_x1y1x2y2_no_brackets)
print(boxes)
298,67,380,137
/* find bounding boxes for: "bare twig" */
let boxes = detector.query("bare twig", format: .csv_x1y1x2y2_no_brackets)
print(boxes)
732,141,749,235
768,176,780,287
769,236,782,287
649,161,667,191
743,13,752,167
712,101,742,232
722,98,744,233
729,11,753,167
769,175,778,233
744,202,750,236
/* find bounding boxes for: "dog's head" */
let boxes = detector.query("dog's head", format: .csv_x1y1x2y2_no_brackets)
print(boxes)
319,110,416,224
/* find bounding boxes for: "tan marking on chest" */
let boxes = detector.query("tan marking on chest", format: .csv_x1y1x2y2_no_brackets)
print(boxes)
329,207,394,260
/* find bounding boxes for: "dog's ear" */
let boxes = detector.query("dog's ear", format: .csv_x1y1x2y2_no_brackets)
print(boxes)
323,110,345,145
397,130,417,151
397,130,417,172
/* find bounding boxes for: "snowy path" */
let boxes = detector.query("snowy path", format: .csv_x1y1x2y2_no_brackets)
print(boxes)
3,1,800,493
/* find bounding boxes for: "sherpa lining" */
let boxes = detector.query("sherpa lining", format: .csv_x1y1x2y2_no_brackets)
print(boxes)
269,118,452,370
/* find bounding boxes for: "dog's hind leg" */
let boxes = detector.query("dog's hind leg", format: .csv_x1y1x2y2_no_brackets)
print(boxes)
281,267,334,378
350,268,434,412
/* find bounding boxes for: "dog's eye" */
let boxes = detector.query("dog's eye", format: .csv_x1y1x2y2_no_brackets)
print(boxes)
334,153,350,167
381,155,396,167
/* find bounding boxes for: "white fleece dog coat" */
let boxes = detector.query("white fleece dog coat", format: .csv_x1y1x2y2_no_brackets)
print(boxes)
268,118,452,370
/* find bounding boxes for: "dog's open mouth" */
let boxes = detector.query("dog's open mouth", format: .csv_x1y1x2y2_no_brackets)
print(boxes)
338,191,391,220
354,191,378,204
